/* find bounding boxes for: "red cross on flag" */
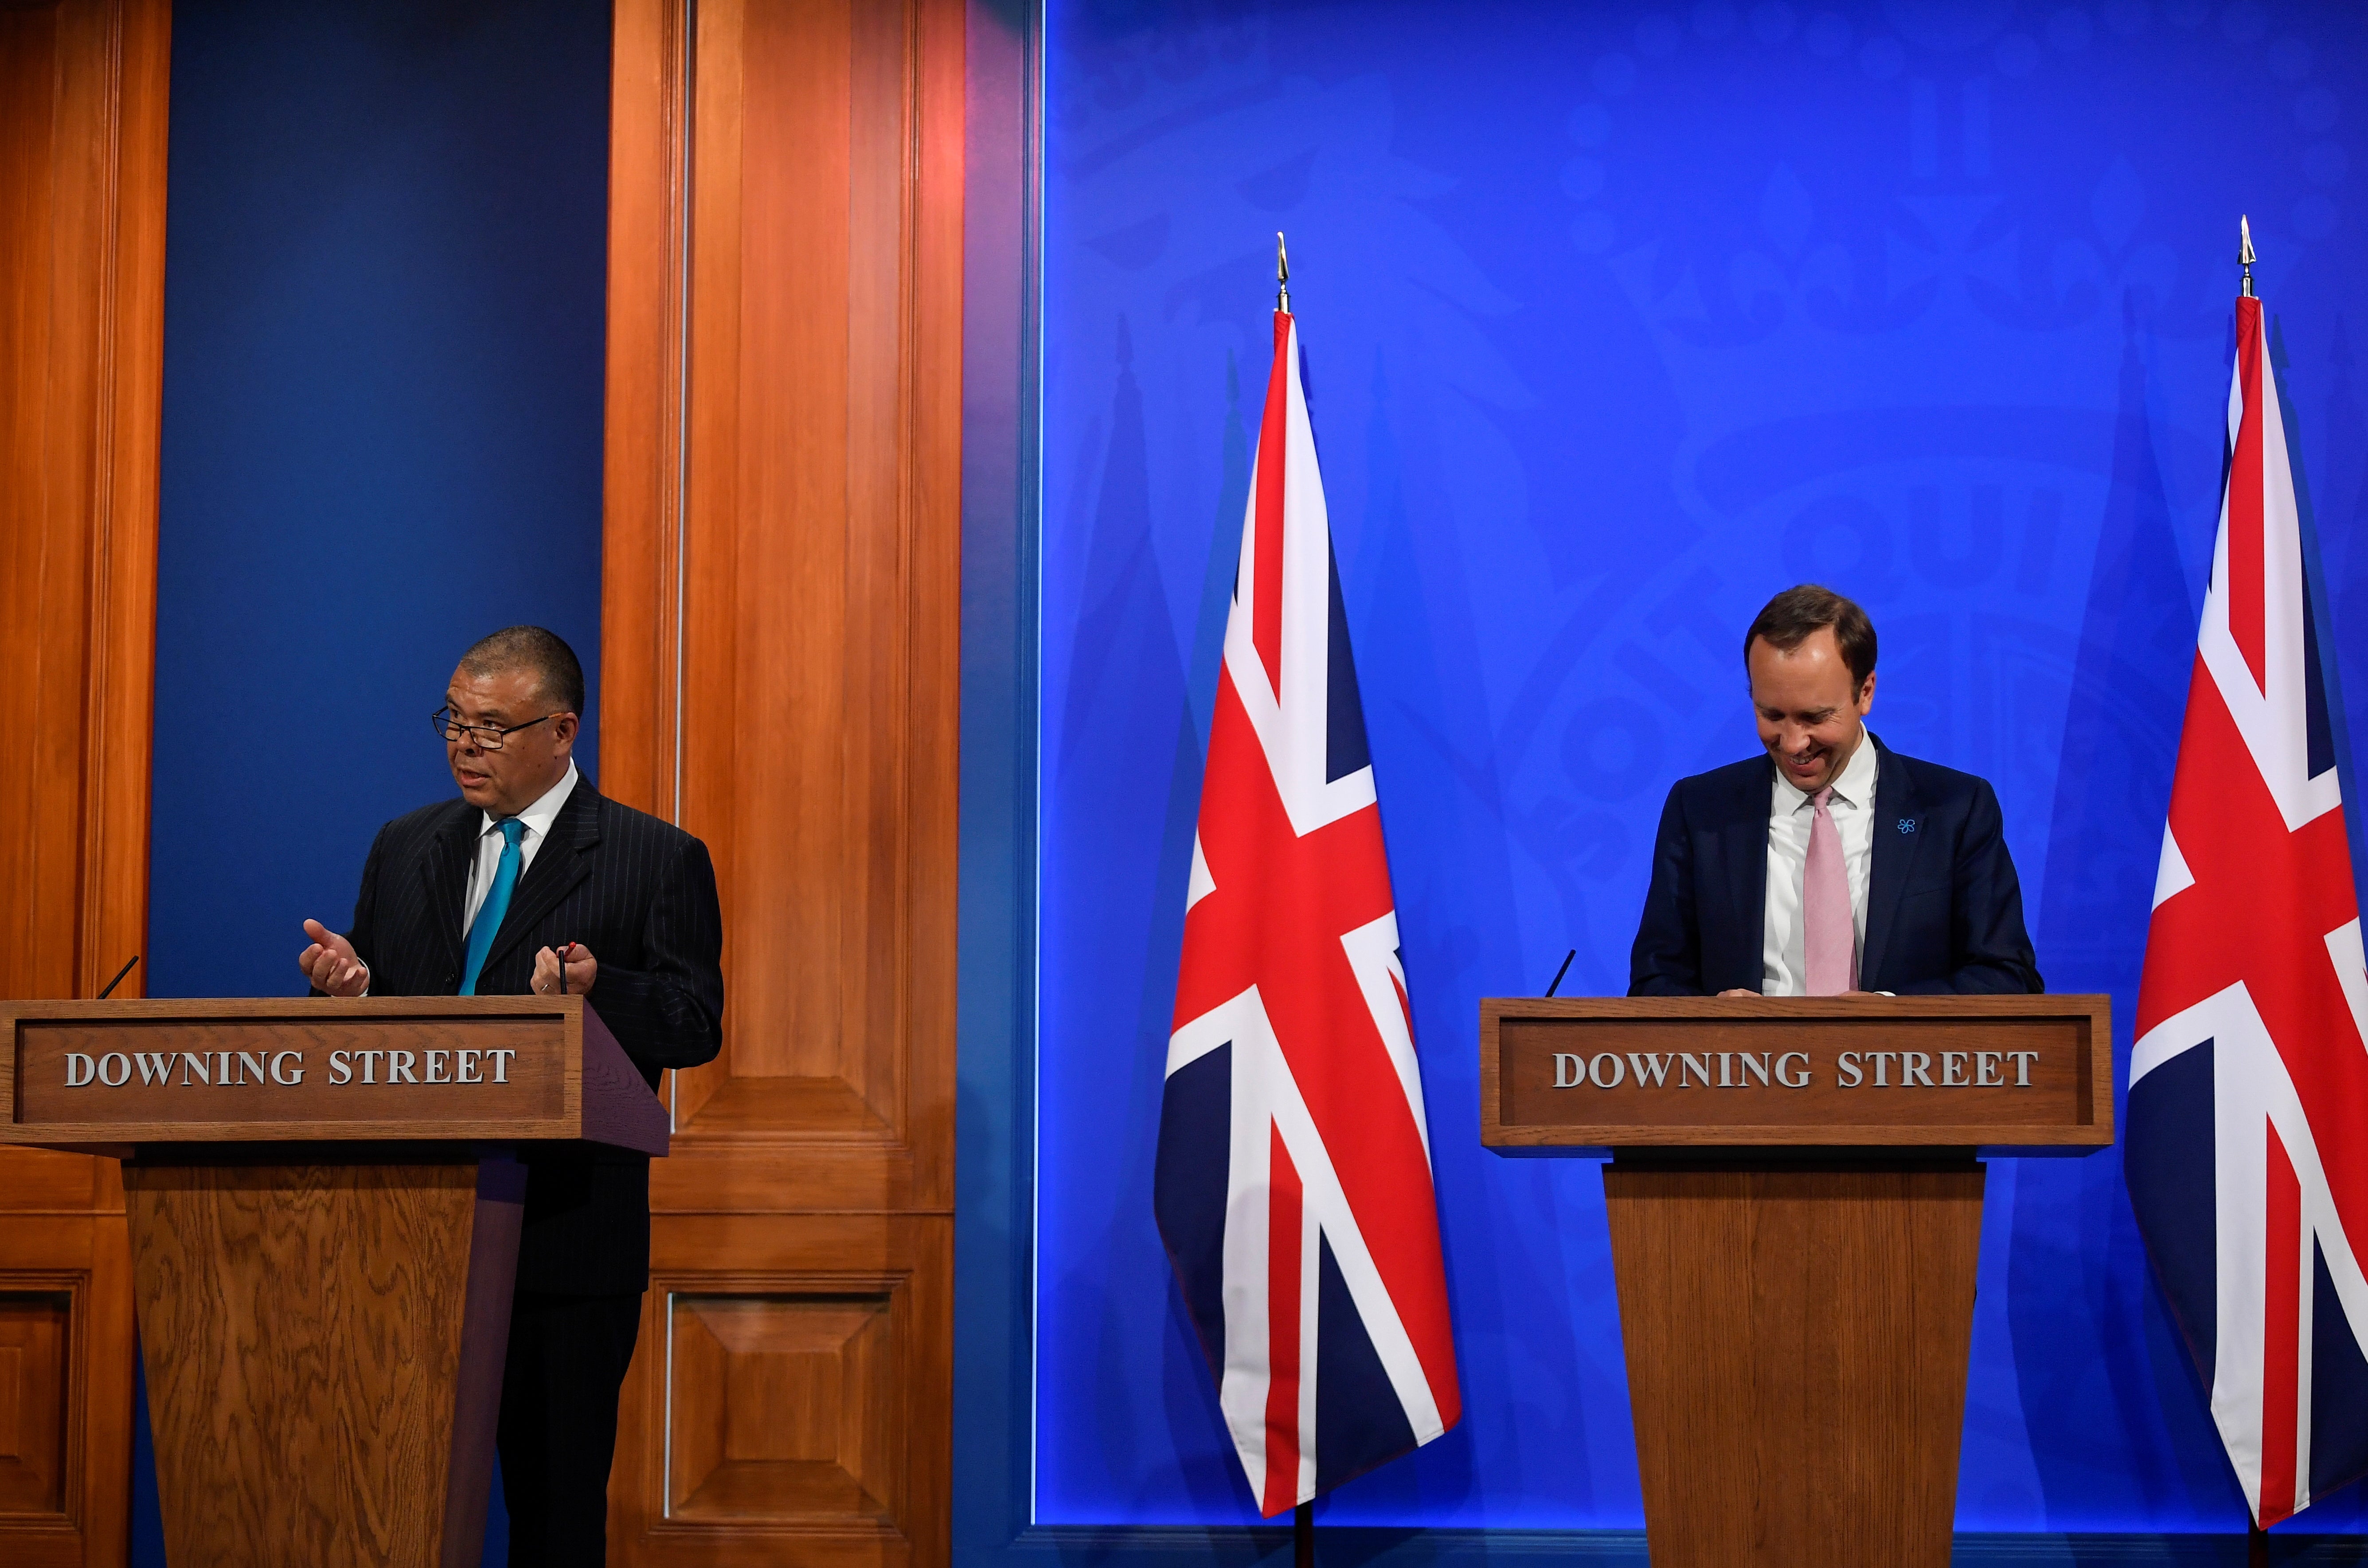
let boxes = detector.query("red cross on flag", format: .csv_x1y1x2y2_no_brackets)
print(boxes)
1153,304,1461,1515
2126,284,2368,1525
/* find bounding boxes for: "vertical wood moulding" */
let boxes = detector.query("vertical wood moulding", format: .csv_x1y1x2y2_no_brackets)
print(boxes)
81,0,164,1002
602,0,694,824
72,0,125,1002
906,0,965,1218
666,0,693,828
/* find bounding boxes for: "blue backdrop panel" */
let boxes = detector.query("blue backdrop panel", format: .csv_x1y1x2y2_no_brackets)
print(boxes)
151,0,611,1006
147,2,612,1561
1036,0,2368,1534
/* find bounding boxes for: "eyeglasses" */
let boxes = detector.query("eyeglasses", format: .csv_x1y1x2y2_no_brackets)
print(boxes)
432,708,566,751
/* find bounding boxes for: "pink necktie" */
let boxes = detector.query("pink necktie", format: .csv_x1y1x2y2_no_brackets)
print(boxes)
1804,787,1856,995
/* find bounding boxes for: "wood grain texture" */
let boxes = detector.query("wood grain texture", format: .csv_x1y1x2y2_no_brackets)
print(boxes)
125,1156,518,1568
1480,994,2114,1149
0,0,164,1006
1603,1158,1985,1568
0,1288,72,1514
0,1213,130,1568
610,1212,951,1567
602,0,962,1559
0,0,167,1560
599,0,692,822
2,998,588,1144
665,1293,897,1521
604,0,961,1199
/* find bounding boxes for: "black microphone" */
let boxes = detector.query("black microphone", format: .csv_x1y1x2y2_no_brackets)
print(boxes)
1543,948,1575,998
97,955,141,999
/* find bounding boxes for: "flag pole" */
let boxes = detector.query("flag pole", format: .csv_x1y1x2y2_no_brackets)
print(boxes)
2239,215,2270,1568
1279,229,1305,1568
1280,234,1311,1568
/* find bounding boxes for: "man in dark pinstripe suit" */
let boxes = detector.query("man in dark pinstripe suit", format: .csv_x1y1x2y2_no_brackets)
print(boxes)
297,626,723,1566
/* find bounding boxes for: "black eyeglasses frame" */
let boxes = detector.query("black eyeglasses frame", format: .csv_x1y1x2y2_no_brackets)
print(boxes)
431,708,568,752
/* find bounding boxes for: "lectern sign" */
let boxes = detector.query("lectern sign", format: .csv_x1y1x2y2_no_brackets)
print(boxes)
1482,995,2114,1150
0,995,661,1149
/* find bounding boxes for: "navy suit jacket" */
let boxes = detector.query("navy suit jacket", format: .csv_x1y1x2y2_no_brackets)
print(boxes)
341,779,725,1294
1628,737,2043,997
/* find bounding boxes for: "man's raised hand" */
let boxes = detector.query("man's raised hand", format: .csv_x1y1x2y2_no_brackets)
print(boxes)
298,919,369,998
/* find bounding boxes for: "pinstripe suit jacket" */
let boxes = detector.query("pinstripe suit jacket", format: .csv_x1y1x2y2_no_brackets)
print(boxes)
343,779,724,1294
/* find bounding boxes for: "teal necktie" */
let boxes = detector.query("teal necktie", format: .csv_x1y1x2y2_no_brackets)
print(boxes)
459,818,527,996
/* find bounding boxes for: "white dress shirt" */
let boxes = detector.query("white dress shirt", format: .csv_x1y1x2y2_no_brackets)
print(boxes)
463,761,579,935
1762,733,1876,996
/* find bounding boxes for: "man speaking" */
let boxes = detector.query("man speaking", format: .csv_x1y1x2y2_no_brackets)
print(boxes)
1630,585,2042,996
295,626,724,1564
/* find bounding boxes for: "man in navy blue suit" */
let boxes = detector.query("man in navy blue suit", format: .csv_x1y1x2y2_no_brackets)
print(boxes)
1629,585,2043,997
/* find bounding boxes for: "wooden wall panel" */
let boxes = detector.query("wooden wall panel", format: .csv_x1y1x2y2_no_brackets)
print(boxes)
604,0,963,1560
0,1291,74,1515
616,1216,952,1565
0,0,168,1564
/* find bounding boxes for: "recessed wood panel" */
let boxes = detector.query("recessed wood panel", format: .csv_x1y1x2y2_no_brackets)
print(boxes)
667,1293,898,1523
613,1217,950,1566
0,1292,70,1517
0,1222,130,1568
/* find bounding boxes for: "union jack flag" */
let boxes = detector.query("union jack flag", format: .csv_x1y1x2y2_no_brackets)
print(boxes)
2127,287,2368,1525
1153,306,1460,1515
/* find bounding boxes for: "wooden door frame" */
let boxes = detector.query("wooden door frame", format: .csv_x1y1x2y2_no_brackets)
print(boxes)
0,2,170,1565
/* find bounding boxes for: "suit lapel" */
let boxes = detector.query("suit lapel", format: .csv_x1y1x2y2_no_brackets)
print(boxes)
420,804,479,971
1723,759,1773,991
1861,736,1924,989
480,782,603,975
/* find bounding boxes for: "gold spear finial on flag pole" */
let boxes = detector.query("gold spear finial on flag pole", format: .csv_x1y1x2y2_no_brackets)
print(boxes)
1277,231,1291,314
2239,215,2256,298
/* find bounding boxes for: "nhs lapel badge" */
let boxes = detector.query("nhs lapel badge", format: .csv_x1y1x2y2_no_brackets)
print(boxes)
1897,818,1917,834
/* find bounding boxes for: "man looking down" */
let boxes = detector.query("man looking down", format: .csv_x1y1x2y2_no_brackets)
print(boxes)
1629,584,2042,997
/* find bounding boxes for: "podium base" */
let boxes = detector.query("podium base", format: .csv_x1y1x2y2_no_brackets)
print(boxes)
125,1148,524,1568
1604,1152,1984,1568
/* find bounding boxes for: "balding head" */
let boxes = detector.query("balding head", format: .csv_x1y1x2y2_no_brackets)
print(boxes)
442,627,583,816
458,626,584,717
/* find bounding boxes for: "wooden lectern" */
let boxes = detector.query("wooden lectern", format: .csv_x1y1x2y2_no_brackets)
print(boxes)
0,996,669,1568
1481,995,2113,1568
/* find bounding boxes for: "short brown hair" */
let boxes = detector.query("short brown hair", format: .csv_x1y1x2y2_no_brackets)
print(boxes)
1744,585,1876,691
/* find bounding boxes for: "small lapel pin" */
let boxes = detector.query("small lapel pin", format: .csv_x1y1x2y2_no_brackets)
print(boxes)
1897,818,1917,834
